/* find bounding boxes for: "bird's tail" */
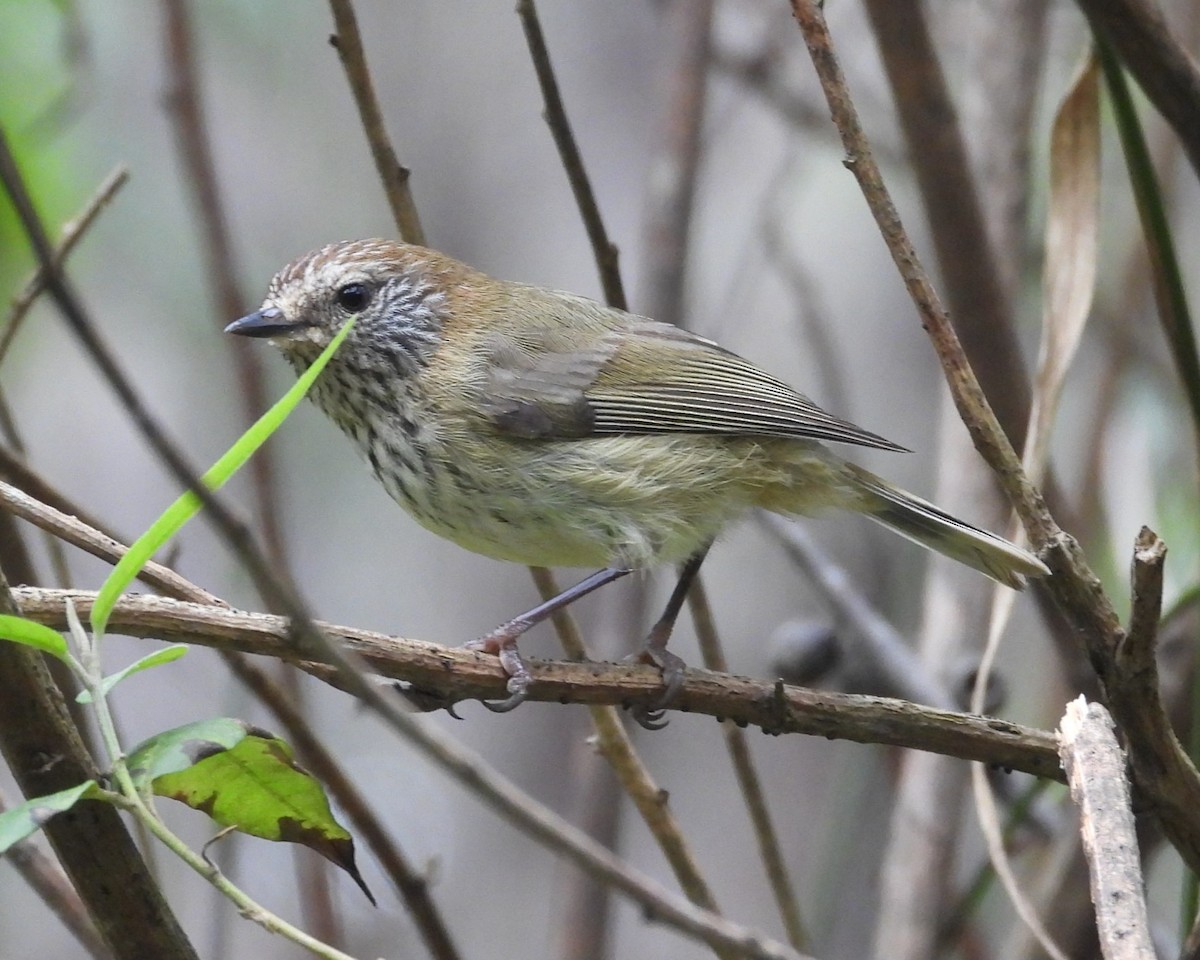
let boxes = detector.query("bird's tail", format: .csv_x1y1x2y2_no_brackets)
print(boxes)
846,464,1049,590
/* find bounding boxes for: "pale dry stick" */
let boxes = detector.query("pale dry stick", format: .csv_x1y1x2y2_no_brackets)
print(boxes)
1059,698,1154,960
326,0,425,246
0,165,128,367
159,2,342,943
0,787,110,960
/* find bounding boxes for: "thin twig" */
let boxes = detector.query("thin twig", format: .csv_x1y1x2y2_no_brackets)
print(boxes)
531,577,736,960
690,580,808,950
352,695,814,960
762,515,953,708
517,0,626,309
326,0,425,245
0,165,128,368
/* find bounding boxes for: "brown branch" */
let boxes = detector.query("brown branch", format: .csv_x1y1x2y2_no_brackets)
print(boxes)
784,0,1130,753
1076,0,1200,182
1107,529,1200,874
326,0,425,245
12,587,1065,782
0,574,199,960
0,165,128,368
517,0,626,309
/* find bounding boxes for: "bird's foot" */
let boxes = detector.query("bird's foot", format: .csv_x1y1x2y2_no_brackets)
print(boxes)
623,625,688,730
465,629,534,713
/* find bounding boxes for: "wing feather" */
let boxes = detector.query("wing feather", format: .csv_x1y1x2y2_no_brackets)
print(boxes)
477,291,905,452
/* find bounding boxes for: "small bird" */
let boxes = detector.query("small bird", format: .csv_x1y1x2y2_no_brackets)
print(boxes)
227,239,1048,719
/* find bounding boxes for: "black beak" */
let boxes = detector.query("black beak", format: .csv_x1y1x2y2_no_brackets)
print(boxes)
224,306,298,338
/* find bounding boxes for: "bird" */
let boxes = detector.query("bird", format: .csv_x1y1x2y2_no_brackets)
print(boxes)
226,238,1049,721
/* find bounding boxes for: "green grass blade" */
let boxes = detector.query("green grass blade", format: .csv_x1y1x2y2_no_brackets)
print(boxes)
91,318,356,637
0,614,70,662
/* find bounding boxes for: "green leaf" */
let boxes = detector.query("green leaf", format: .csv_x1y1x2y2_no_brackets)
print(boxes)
90,316,357,637
0,782,98,854
0,614,69,663
143,722,375,904
76,644,188,703
126,718,255,788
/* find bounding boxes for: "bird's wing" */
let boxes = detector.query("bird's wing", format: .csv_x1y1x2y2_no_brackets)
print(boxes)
475,294,904,452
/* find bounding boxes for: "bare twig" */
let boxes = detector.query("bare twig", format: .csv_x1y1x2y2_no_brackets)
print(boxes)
531,575,738,960
517,0,625,309
1058,698,1154,960
763,515,952,709
326,0,425,245
690,580,808,950
0,165,128,368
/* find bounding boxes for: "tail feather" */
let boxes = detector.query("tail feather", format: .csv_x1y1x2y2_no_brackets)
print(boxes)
846,465,1049,590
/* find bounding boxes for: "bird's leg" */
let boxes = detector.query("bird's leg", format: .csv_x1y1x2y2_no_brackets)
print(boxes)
467,566,632,712
627,543,712,729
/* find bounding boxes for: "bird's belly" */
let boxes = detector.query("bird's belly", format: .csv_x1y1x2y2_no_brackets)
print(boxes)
358,429,756,569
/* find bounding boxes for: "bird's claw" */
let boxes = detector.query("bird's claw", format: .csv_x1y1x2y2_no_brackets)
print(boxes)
624,643,688,729
467,631,534,714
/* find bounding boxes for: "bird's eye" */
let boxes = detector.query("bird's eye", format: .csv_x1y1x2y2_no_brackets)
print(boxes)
334,282,372,313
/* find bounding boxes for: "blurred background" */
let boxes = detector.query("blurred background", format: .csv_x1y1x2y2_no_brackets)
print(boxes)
2,1,1198,958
